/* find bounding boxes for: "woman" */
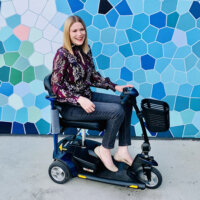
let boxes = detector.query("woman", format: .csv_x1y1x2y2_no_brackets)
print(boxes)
51,15,134,172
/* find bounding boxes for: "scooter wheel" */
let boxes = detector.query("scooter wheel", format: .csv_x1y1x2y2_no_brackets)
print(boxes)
49,160,71,184
137,167,162,189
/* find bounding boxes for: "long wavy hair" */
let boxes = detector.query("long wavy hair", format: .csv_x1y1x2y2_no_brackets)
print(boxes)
63,15,89,55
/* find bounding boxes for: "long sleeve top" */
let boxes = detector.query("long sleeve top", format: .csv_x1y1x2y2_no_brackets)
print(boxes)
51,45,117,104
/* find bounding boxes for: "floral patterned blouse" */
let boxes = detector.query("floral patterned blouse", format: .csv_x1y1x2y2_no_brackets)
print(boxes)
51,45,117,104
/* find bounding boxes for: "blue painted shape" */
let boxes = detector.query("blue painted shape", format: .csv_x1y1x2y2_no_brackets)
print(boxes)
0,122,12,134
191,85,200,97
115,0,132,15
93,15,109,29
25,122,38,134
163,42,177,58
131,111,139,125
132,13,149,32
139,83,152,98
152,82,166,100
142,26,158,43
116,16,133,29
148,42,163,58
36,119,50,134
162,95,175,111
76,10,93,27
92,42,102,57
56,0,71,14
192,41,200,58
132,40,147,55
126,29,141,42
165,82,178,95
177,13,195,31
141,54,155,70
171,59,185,71
125,56,140,71
170,125,184,138
189,1,200,19
156,27,174,43
161,0,178,14
144,0,161,15
150,12,166,28
51,13,68,29
134,69,146,83
35,93,49,109
185,54,197,71
16,107,28,123
130,125,136,137
85,0,99,15
96,54,110,70
155,58,170,73
178,84,193,97
187,28,200,45
0,82,13,96
157,130,173,138
2,105,16,122
0,27,13,42
23,93,35,107
167,12,179,28
0,41,5,54
102,44,118,56
146,70,160,84
12,122,25,134
106,8,119,27
110,53,124,68
101,28,115,43
109,0,121,6
68,0,83,13
119,44,133,57
115,30,128,45
161,65,174,83
184,124,199,137
175,96,189,111
6,14,21,28
190,98,200,111
4,35,21,51
87,26,100,41
120,67,133,81
174,46,191,58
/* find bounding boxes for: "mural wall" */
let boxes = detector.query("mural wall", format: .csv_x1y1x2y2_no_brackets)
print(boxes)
0,0,200,138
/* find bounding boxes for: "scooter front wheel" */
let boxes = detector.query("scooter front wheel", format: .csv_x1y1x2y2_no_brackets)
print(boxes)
137,167,162,189
49,160,71,184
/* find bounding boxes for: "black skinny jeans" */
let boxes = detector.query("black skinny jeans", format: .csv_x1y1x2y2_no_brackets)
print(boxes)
61,92,133,149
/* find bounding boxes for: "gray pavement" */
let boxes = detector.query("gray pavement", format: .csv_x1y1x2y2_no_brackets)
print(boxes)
0,136,200,200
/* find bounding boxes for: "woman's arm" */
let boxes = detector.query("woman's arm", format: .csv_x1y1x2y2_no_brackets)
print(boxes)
51,50,80,104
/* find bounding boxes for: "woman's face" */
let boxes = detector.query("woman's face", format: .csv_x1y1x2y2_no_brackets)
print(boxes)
70,22,86,46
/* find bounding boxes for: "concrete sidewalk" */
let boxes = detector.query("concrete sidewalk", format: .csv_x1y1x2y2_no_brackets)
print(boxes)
0,136,199,200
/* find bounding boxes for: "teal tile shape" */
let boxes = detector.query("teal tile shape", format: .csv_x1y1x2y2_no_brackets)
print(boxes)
36,119,50,134
91,42,102,57
87,26,100,41
2,105,16,122
85,0,99,15
126,29,141,42
116,16,133,29
148,42,163,58
144,0,161,15
35,65,50,81
96,54,110,70
178,83,193,97
167,12,179,28
162,95,176,111
13,56,30,71
174,46,191,58
115,30,128,45
55,0,71,14
165,82,179,95
190,98,200,111
76,10,93,27
102,44,118,56
0,27,13,42
110,53,124,68
132,40,147,55
132,13,149,32
93,15,108,29
174,71,187,84
23,93,35,107
186,28,200,45
0,82,13,97
139,83,152,98
0,41,5,54
183,124,199,137
175,96,189,111
177,13,195,31
163,42,177,58
109,0,122,6
146,70,160,84
6,14,21,28
192,41,200,58
125,56,140,71
134,69,146,83
171,59,185,71
126,0,143,14
101,28,116,43
185,54,198,71
35,93,49,109
187,68,200,85
119,43,133,57
181,109,195,124
155,58,170,73
0,94,8,106
0,66,10,82
161,64,174,83
104,68,120,82
142,26,158,43
170,125,184,138
15,107,28,123
4,35,21,52
161,0,178,14
191,85,200,97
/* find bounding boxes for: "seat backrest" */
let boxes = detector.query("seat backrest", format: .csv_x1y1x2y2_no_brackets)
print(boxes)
44,74,54,96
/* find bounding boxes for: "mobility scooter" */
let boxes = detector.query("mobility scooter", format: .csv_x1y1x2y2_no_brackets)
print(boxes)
44,74,169,189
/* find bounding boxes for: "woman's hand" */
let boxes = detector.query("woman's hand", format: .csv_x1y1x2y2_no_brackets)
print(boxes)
77,96,95,113
115,85,134,93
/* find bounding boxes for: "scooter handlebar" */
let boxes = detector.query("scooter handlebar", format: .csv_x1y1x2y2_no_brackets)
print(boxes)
120,87,139,105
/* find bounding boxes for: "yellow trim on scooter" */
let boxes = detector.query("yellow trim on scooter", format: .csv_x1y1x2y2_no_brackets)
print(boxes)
129,185,138,189
78,175,87,179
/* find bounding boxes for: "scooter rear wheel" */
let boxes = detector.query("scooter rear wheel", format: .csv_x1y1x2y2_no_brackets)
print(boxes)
137,167,162,189
49,160,71,184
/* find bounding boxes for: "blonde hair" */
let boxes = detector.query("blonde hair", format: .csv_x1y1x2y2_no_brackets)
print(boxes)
63,15,89,55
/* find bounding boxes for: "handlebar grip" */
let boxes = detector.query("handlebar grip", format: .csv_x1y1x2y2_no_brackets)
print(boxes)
121,94,130,105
